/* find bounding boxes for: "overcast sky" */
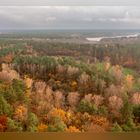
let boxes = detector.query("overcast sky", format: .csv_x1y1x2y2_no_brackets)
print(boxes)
0,6,140,30
0,0,140,6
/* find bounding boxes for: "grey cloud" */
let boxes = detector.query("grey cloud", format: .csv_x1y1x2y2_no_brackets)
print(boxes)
0,6,140,29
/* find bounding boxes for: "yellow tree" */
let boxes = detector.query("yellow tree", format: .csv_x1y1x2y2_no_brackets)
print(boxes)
24,76,33,98
65,126,80,132
14,105,28,122
38,123,48,132
24,76,33,89
125,74,133,91
47,108,66,122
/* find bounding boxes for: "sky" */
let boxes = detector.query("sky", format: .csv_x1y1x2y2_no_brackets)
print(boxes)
0,6,140,30
0,0,140,6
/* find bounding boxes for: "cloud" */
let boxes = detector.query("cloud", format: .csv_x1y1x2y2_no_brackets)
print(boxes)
45,17,56,22
82,18,93,22
0,6,140,29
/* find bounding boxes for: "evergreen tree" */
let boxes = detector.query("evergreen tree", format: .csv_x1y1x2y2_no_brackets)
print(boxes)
0,95,12,116
111,122,123,132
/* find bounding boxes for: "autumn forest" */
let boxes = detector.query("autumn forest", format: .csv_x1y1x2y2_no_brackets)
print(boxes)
0,32,140,132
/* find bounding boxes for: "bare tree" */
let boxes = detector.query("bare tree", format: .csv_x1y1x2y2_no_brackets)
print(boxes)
67,92,80,110
131,93,140,106
54,91,65,108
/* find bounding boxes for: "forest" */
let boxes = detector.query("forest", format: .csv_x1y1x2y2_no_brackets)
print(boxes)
0,37,140,132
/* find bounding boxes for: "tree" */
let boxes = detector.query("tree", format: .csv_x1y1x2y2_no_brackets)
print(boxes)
7,118,16,131
104,62,110,71
0,69,19,83
84,94,92,103
131,93,140,106
54,91,65,108
0,115,7,132
77,100,98,115
0,84,17,104
67,92,80,110
14,105,28,122
12,79,26,102
26,112,38,132
92,95,104,107
98,106,108,116
47,117,66,132
0,95,11,116
91,116,109,129
24,77,33,89
121,100,133,123
0,71,13,83
34,81,46,94
122,117,135,132
108,95,124,119
32,86,54,114
109,65,123,84
105,84,123,97
38,123,48,132
47,108,66,122
108,96,123,111
65,126,80,132
125,74,134,91
7,118,23,132
1,53,13,63
67,66,79,76
57,64,66,74
111,122,123,132
133,105,140,123
78,72,90,85
27,112,38,126
85,123,105,132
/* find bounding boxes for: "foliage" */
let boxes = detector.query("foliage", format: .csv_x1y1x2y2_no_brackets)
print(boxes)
65,126,80,132
38,123,48,132
133,105,140,119
120,100,133,123
111,122,123,132
0,95,12,116
0,38,140,132
77,100,98,115
14,105,28,122
7,118,23,132
0,115,8,132
26,112,39,132
122,117,135,132
47,117,66,132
